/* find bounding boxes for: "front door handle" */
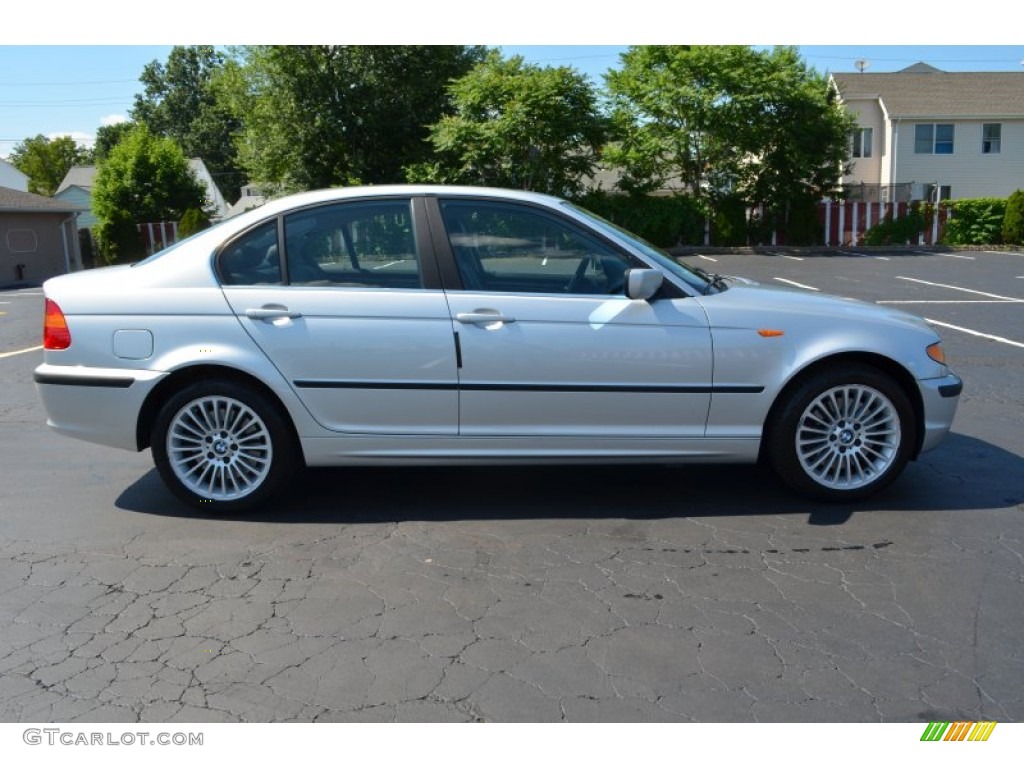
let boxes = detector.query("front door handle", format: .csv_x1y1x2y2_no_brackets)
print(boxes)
245,305,302,320
456,311,516,326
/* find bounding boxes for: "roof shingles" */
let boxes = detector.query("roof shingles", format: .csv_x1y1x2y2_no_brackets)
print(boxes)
832,71,1024,119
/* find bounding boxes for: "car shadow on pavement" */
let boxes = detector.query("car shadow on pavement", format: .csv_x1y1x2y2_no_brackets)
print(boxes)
115,432,1022,527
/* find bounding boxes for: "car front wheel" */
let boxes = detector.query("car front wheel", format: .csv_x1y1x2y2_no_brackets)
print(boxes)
151,380,296,512
767,365,915,501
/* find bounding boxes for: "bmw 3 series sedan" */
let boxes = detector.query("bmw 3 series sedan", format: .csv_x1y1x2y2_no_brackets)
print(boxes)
34,186,962,511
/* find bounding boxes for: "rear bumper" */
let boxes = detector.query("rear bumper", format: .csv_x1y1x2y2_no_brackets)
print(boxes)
917,373,962,454
34,363,166,451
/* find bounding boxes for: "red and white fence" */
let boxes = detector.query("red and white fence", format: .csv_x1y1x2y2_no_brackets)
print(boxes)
137,221,179,255
816,200,948,247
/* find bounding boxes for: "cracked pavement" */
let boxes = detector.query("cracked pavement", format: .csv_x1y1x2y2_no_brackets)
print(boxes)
2,257,1023,722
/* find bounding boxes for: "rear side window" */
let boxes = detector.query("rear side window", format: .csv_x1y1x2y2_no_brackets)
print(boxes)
219,221,283,285
284,200,420,288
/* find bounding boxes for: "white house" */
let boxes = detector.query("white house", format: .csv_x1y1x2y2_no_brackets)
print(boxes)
831,63,1024,202
0,157,29,192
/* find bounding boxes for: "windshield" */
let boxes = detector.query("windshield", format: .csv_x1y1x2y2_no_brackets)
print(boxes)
563,202,718,294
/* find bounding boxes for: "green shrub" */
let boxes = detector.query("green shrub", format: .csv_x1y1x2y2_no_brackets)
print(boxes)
863,203,928,246
178,208,211,238
1002,190,1024,245
576,190,706,247
711,195,748,246
940,198,1006,245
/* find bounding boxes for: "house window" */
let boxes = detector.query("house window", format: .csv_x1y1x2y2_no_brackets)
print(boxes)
914,123,955,154
927,184,952,202
983,124,1001,154
852,127,873,158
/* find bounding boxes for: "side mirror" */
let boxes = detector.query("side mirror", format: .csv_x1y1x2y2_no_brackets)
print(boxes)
625,269,664,301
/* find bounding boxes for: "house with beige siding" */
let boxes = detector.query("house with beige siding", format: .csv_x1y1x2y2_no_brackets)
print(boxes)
831,63,1024,202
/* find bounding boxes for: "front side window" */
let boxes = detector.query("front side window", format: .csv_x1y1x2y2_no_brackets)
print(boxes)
915,123,954,154
440,200,634,295
284,200,420,288
983,123,1001,154
852,127,873,158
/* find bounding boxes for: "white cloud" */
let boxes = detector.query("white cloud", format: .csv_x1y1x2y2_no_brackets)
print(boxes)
46,130,95,149
100,114,130,127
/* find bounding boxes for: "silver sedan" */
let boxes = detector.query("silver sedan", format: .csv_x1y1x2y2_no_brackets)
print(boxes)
35,186,962,511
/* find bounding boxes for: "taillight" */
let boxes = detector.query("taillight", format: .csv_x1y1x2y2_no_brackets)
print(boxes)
43,298,71,350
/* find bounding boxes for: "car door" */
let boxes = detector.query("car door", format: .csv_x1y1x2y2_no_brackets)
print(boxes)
219,197,459,435
432,197,714,438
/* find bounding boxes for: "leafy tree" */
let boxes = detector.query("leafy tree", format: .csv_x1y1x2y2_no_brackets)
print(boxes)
406,52,607,197
132,46,245,200
9,134,91,195
93,121,136,163
1002,190,1024,245
92,125,207,263
222,45,486,191
604,46,852,239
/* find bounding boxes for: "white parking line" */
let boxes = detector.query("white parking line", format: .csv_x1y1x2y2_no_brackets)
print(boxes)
0,345,42,359
773,277,819,291
781,255,804,261
698,255,718,262
939,252,976,260
895,276,1023,302
926,319,1024,349
878,299,1023,304
372,260,402,270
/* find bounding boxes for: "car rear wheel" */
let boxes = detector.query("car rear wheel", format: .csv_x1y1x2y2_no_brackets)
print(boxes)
767,364,915,501
151,380,296,512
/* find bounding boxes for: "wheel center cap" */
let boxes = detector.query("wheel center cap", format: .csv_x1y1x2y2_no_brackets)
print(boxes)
213,439,229,455
839,429,855,445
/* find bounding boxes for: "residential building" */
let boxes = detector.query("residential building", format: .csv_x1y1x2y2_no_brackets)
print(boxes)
831,63,1024,202
225,183,268,218
0,158,29,192
0,187,85,285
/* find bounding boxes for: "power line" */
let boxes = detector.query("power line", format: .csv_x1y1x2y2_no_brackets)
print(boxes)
0,78,139,86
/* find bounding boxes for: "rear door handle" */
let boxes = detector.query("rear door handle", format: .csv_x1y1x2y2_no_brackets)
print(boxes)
456,311,516,325
245,305,302,320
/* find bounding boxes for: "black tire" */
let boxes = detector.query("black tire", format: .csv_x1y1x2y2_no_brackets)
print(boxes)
151,380,297,512
766,364,916,501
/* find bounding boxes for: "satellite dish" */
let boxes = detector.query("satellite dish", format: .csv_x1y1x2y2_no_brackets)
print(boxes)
855,59,870,73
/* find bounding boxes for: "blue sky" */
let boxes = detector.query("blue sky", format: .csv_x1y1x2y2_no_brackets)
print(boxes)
2,44,1022,161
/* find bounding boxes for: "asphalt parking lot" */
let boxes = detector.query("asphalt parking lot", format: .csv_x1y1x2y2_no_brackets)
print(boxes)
1,250,1022,722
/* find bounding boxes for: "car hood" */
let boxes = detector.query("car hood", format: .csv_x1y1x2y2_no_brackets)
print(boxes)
696,282,938,337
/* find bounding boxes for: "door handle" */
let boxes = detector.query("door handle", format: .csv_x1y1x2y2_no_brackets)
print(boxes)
456,311,516,325
245,305,302,320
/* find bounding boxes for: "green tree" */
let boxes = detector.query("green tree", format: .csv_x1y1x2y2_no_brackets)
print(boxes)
93,121,136,163
1003,190,1024,245
9,134,91,196
406,52,607,197
92,125,207,263
222,45,486,191
604,46,852,240
132,46,245,200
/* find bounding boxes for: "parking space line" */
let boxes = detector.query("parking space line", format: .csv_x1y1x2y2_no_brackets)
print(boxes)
895,276,1023,301
926,319,1024,349
781,255,804,261
773,277,819,291
698,255,718,262
878,299,1023,304
939,253,976,260
0,345,43,359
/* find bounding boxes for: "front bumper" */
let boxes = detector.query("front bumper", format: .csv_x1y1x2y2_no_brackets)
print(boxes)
917,372,962,454
34,363,167,451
